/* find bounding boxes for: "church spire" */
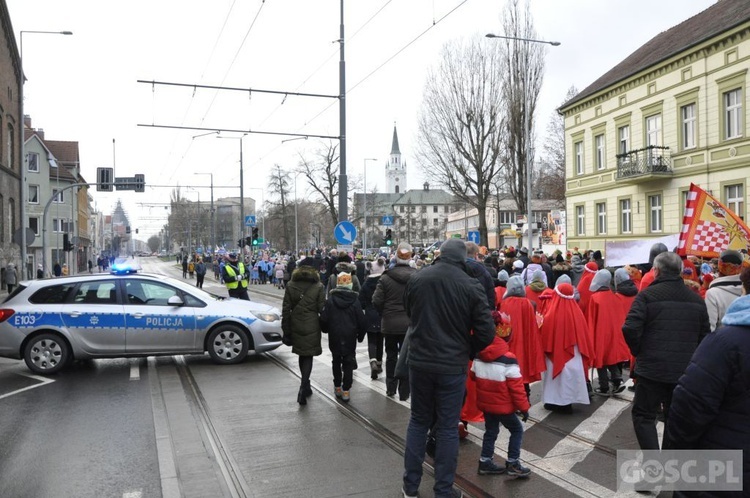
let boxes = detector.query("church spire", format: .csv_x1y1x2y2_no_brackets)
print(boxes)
390,124,400,155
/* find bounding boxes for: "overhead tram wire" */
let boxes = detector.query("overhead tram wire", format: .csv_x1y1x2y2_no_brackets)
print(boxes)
162,0,239,185
163,0,266,185
246,0,469,171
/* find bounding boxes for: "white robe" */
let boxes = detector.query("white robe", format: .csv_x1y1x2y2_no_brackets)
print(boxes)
542,345,590,406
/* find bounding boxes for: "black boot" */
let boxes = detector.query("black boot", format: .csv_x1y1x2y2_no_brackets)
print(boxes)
297,386,307,405
302,380,312,398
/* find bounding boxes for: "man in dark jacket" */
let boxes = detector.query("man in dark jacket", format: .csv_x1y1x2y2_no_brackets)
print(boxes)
401,238,495,498
664,267,750,497
373,242,416,400
622,252,709,451
465,241,496,309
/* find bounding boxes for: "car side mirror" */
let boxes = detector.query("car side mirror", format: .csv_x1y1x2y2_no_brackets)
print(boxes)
167,296,184,306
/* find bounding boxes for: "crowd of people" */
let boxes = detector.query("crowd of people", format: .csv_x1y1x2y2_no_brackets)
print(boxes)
189,240,747,497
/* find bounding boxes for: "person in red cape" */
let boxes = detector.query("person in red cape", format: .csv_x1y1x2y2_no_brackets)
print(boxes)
638,242,668,290
525,269,548,311
576,262,599,315
500,276,546,398
586,269,631,396
494,269,509,308
540,281,591,413
614,268,639,391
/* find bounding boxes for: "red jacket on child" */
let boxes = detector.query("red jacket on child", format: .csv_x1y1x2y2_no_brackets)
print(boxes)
470,336,531,415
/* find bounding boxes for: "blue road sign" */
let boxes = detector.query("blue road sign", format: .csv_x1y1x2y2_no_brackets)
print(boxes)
334,221,357,245
245,215,256,226
468,231,480,244
381,215,394,226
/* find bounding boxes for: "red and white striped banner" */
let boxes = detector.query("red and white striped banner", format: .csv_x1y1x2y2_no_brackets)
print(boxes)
677,183,750,258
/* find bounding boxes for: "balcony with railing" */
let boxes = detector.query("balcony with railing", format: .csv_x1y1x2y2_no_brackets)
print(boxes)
616,145,673,183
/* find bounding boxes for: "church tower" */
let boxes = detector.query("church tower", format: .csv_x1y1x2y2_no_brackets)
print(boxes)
385,124,406,194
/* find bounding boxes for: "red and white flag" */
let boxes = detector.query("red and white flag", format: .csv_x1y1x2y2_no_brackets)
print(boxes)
677,183,750,258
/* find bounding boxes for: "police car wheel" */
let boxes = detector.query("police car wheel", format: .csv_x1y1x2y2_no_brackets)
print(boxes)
23,333,70,375
207,325,249,364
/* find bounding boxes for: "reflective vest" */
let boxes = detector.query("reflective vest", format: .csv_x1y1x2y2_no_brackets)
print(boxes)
224,263,247,289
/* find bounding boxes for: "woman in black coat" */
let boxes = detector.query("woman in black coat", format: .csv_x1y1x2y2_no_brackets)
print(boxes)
359,258,386,379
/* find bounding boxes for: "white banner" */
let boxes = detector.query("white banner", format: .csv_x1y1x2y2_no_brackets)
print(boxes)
605,233,680,267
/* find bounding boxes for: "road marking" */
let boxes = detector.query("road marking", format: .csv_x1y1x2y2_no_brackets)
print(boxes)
0,373,55,400
123,491,142,498
130,359,140,380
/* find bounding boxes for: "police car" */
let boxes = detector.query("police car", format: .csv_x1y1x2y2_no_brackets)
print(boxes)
0,271,283,374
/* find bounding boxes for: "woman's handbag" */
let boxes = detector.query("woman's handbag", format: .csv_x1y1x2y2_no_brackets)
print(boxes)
394,326,412,379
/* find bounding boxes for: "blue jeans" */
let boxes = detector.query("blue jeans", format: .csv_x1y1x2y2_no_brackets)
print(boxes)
403,367,466,498
481,412,523,462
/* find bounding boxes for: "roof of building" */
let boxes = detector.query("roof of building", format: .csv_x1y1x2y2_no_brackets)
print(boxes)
45,140,80,165
562,0,750,110
394,187,456,206
390,125,400,155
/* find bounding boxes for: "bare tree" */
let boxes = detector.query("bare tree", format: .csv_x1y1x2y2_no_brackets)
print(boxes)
416,36,506,246
500,0,548,216
298,141,340,228
536,86,577,204
267,165,293,250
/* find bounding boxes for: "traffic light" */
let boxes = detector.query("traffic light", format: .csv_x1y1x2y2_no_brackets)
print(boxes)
245,236,253,247
384,228,393,246
238,239,243,248
252,227,259,246
63,233,73,252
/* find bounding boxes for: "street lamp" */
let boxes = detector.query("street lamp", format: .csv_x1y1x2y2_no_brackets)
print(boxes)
293,171,303,256
362,158,377,252
216,134,247,244
486,32,560,249
194,172,214,254
19,29,73,278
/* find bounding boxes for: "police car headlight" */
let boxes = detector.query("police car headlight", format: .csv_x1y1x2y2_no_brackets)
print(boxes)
251,312,279,322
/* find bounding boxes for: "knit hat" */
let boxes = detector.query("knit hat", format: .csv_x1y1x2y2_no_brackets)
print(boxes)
555,254,565,264
589,269,612,292
519,247,529,255
614,268,630,288
396,242,413,264
369,258,386,277
336,272,353,289
504,276,526,298
700,263,712,275
497,269,509,282
512,260,524,270
718,249,743,276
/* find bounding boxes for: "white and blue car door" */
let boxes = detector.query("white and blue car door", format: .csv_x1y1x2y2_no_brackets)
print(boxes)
123,279,197,353
61,280,126,354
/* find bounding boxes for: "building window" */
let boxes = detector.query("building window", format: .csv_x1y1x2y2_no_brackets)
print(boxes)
399,206,404,213
28,152,40,172
646,114,662,147
620,198,632,234
618,125,630,154
649,194,662,233
52,189,65,203
8,199,14,242
432,206,437,213
681,103,696,149
596,202,607,234
433,218,439,226
53,218,71,233
576,205,585,236
595,134,605,170
575,141,584,175
725,89,743,139
29,217,40,236
29,185,40,204
725,184,744,220
499,211,514,224
6,124,14,169
421,206,426,213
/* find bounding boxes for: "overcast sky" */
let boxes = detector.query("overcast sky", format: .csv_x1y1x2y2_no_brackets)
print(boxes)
7,0,716,241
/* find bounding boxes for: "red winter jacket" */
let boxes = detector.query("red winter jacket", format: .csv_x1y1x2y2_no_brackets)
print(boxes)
469,336,531,415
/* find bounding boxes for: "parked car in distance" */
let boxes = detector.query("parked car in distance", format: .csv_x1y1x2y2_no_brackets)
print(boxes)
0,272,282,374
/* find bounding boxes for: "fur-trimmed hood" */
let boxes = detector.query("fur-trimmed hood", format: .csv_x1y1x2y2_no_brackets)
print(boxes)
292,264,321,283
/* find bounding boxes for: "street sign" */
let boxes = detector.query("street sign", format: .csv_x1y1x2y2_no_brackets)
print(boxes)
115,174,146,192
337,244,353,253
468,231,480,244
451,233,462,238
381,215,394,226
334,221,357,245
245,215,256,226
